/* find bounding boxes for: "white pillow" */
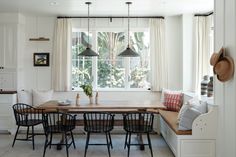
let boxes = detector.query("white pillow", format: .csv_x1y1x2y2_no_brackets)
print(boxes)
160,88,182,103
178,107,201,130
33,90,53,106
17,90,33,106
177,103,189,123
187,97,208,114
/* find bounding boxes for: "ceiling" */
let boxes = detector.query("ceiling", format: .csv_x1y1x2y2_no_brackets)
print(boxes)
0,0,213,16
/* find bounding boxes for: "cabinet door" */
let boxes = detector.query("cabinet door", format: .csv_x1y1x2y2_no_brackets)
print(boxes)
4,24,17,69
0,24,17,69
0,25,4,67
0,72,16,90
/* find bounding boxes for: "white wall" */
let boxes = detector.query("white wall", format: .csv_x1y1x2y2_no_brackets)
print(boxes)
182,14,194,92
215,0,236,156
22,15,55,91
15,14,189,101
165,16,183,90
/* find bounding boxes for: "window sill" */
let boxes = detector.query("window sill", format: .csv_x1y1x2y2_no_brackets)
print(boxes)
72,88,151,92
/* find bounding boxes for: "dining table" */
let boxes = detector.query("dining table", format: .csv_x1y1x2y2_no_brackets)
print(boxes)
38,100,166,150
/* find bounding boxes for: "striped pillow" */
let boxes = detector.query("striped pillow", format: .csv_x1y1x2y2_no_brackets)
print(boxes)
163,92,183,112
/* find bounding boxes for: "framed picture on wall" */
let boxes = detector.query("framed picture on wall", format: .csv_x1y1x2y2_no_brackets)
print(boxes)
33,53,50,66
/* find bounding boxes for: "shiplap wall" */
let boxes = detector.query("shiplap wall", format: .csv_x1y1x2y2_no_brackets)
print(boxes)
215,0,236,156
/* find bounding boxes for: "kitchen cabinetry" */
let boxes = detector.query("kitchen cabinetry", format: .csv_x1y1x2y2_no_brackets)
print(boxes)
0,93,17,134
0,24,17,69
0,23,17,90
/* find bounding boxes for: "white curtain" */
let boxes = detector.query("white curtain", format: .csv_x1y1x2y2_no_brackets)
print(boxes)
192,15,212,92
149,18,167,91
52,18,72,91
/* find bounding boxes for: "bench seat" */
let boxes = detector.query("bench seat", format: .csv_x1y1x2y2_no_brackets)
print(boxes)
159,110,192,135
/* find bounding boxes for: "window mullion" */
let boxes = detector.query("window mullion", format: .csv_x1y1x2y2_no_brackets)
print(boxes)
92,30,97,90
125,58,130,89
124,29,130,89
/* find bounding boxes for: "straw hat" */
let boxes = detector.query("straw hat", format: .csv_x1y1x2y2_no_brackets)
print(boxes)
214,56,234,82
210,47,224,66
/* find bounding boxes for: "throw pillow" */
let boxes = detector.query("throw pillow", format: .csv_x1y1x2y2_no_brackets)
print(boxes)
177,103,189,123
33,89,53,106
178,107,201,130
163,92,183,112
187,97,208,114
160,88,182,103
17,90,33,106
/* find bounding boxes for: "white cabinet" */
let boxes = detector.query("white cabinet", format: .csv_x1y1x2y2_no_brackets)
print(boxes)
0,23,17,90
0,93,17,134
0,24,17,69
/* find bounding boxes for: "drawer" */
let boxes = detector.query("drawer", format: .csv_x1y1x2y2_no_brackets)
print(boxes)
0,95,13,103
0,103,12,115
180,139,215,157
0,116,14,131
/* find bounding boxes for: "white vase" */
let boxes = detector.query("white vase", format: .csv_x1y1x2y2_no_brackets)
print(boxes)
89,96,93,104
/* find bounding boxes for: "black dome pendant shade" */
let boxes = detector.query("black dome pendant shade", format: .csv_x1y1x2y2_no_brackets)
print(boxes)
118,46,139,57
79,47,98,56
79,2,99,57
118,2,139,57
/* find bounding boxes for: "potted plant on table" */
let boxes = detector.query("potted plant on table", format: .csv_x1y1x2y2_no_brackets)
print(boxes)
80,84,93,104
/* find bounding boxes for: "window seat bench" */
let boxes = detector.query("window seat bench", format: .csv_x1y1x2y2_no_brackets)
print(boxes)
159,105,217,157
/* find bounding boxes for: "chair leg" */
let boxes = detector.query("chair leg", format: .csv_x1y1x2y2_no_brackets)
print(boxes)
26,126,29,139
65,132,69,157
12,125,20,147
127,132,131,157
84,132,90,157
43,135,48,157
108,132,113,149
49,133,53,149
124,132,128,149
32,126,35,150
147,133,153,157
105,133,111,157
70,131,76,149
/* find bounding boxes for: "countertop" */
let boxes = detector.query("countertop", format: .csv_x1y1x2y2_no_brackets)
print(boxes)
0,90,17,94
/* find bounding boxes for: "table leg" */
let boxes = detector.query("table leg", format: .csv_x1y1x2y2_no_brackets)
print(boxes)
137,133,145,150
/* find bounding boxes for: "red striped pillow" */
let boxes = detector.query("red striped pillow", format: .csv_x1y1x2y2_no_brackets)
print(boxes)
163,92,183,112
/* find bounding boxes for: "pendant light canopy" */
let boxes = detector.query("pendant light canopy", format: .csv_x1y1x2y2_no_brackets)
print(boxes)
79,2,99,57
118,2,139,57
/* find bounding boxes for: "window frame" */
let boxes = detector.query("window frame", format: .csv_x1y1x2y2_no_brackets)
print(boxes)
71,27,150,92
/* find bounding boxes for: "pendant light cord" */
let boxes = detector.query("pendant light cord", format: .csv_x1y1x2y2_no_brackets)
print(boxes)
87,2,90,48
127,2,130,48
85,2,91,48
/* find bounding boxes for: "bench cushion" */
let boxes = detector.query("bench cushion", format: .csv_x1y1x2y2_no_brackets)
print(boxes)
159,110,192,135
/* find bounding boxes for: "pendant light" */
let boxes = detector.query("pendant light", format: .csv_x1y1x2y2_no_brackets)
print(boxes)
79,2,99,56
118,2,139,57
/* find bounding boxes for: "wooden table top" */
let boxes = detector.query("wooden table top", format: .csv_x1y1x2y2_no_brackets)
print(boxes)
38,100,166,111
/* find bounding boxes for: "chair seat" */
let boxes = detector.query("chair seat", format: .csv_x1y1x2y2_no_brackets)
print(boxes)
17,119,43,126
124,125,152,133
85,125,113,133
46,125,75,133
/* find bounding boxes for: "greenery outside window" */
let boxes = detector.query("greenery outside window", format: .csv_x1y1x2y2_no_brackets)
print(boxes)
71,29,150,91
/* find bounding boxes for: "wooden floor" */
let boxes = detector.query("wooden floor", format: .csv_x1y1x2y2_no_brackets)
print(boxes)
0,133,174,157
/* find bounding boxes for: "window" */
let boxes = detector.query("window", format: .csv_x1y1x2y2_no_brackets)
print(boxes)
71,29,150,91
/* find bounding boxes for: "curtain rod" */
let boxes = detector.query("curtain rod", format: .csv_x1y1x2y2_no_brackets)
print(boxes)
57,16,165,19
195,12,213,17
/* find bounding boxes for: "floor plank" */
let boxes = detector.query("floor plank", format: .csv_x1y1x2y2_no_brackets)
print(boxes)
0,134,174,157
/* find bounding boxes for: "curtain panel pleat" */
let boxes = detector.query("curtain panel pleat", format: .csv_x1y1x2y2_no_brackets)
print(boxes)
149,18,168,91
192,16,212,92
52,18,72,91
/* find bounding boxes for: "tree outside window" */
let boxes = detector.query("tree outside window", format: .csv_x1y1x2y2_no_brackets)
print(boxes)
71,30,151,90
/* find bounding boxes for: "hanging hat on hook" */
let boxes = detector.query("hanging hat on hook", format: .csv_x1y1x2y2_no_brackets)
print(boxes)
214,56,234,82
210,47,224,67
